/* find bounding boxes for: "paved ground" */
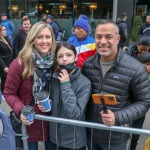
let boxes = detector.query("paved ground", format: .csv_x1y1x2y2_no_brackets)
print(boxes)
0,99,150,150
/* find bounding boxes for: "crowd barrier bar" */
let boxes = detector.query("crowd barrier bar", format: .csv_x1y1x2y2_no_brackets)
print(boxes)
21,114,150,150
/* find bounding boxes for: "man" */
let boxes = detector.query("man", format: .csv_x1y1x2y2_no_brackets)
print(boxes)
82,19,150,150
41,13,47,22
1,13,15,46
72,14,92,35
45,15,59,40
116,12,128,48
139,14,150,37
68,18,96,68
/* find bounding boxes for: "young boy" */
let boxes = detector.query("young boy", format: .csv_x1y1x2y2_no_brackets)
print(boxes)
138,51,150,80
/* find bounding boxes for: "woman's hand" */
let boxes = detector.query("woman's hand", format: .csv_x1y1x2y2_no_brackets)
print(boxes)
20,114,31,126
58,69,70,83
37,101,46,112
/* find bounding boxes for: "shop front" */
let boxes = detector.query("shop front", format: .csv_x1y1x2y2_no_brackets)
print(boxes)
0,0,138,40
2,0,115,39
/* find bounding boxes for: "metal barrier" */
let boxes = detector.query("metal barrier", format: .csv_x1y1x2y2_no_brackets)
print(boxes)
21,114,150,150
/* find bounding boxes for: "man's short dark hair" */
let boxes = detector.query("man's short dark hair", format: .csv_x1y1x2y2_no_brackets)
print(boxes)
121,12,127,18
96,19,119,34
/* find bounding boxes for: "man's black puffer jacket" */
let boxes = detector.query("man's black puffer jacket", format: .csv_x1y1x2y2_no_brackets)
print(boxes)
82,49,150,143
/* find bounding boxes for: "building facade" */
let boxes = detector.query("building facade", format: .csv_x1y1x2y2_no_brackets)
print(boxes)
0,0,150,40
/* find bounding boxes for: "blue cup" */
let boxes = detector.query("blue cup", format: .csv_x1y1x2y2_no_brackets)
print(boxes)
36,91,51,112
21,105,34,124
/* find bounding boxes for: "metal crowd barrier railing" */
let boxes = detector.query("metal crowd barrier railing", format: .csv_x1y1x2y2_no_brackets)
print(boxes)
21,114,150,150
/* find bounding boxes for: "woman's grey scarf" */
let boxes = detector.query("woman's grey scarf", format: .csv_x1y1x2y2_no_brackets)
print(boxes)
32,49,54,100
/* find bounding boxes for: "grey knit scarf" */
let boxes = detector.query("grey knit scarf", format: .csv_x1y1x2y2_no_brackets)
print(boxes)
32,49,54,99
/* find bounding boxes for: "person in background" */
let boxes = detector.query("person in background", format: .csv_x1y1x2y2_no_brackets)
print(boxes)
38,42,91,150
138,51,150,79
116,12,128,49
41,14,47,22
139,14,150,37
82,19,150,150
18,15,29,28
129,51,150,150
4,22,56,150
45,15,59,40
72,15,92,35
13,18,32,58
126,36,150,59
1,13,15,46
0,25,13,94
68,18,96,68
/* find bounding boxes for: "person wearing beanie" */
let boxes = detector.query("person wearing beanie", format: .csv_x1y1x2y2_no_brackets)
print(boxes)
72,14,92,35
74,18,89,33
68,18,96,68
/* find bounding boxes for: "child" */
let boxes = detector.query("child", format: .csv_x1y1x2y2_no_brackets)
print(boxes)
39,42,91,150
137,51,150,80
126,36,150,59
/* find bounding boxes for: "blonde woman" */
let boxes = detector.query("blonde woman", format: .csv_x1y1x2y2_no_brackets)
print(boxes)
4,22,56,150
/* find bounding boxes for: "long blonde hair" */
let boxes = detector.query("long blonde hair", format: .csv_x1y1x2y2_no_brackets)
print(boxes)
18,22,56,79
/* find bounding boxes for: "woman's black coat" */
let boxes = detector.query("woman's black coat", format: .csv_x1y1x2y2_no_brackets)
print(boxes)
0,37,13,77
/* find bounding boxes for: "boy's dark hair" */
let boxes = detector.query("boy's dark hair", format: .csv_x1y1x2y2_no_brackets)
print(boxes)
137,51,150,63
55,42,77,58
138,36,150,46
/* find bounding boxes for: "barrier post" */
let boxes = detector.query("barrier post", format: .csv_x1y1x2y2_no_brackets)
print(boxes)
21,124,29,150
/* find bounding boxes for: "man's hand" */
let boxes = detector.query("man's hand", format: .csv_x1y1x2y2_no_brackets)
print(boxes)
100,109,116,126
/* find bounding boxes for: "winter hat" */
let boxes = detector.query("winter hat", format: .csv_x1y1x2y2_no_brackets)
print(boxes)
47,15,54,20
137,51,150,63
0,13,7,17
80,15,88,20
74,18,88,32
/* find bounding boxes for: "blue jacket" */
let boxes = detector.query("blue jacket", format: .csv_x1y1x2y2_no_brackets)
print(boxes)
50,21,59,39
67,35,96,68
1,19,15,37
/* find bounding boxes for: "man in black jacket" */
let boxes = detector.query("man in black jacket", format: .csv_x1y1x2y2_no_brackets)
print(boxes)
139,14,150,37
116,12,128,49
82,19,150,150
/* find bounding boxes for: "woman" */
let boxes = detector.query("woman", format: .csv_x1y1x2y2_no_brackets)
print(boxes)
4,22,56,150
126,36,150,59
39,42,91,150
0,25,13,93
13,17,32,58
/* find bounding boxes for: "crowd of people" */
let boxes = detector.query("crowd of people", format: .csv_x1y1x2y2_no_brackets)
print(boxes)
0,12,150,150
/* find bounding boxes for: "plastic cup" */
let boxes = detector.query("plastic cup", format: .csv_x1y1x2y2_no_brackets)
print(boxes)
21,105,34,124
36,91,51,112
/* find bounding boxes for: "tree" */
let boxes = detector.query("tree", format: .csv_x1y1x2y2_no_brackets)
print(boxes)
131,16,142,42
